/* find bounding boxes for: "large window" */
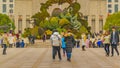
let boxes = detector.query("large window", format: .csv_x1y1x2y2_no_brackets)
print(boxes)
108,4,112,8
18,15,22,33
26,15,30,28
108,9,112,13
114,4,118,12
3,0,6,2
2,4,6,13
108,0,112,2
9,9,13,13
84,16,88,21
115,0,118,2
9,4,13,8
99,15,103,32
91,15,96,33
9,0,13,2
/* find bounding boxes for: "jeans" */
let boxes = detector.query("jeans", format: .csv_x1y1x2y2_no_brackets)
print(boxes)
111,44,119,56
67,53,71,59
3,44,7,55
62,48,66,55
104,44,110,55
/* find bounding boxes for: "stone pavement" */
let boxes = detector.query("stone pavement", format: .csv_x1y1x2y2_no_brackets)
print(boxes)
0,48,120,68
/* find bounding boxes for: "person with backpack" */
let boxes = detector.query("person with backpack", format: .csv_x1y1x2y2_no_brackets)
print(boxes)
20,40,25,48
50,30,62,61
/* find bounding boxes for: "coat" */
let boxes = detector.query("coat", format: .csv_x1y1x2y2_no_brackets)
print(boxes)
110,31,119,44
65,35,75,53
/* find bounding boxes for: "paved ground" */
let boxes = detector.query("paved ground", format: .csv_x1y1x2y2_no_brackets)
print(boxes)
0,48,120,68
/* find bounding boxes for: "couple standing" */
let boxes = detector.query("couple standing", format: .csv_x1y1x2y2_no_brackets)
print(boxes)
50,30,75,62
104,27,119,57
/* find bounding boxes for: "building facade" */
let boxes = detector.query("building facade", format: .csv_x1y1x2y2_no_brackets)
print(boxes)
0,0,14,16
1,0,109,33
107,0,120,14
79,0,107,33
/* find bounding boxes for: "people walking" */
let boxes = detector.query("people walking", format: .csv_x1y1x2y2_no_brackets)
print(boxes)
2,32,9,55
50,30,62,61
8,34,14,48
110,27,119,57
65,31,75,62
103,31,110,56
42,33,47,42
61,32,66,57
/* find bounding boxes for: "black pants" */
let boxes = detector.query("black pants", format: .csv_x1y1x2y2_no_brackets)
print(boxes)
3,44,7,55
104,44,110,56
111,44,119,56
9,44,13,48
52,46,61,60
82,46,85,51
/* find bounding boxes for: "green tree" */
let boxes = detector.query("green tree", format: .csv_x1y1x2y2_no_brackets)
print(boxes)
104,12,120,30
0,13,15,33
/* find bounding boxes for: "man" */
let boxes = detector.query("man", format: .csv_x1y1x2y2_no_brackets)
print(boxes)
110,27,119,57
50,30,62,61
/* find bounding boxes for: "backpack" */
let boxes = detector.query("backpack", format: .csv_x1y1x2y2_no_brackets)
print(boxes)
51,35,61,46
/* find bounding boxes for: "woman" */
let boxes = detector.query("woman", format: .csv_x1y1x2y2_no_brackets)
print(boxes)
65,31,75,62
103,31,110,56
61,32,66,57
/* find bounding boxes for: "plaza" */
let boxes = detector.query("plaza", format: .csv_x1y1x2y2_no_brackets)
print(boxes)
0,41,120,68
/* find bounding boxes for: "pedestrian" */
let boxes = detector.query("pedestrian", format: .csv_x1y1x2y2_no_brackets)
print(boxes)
0,34,3,48
8,34,14,48
86,38,90,48
81,33,86,51
103,31,110,56
50,30,62,61
61,32,66,57
76,39,80,48
42,33,47,42
2,32,9,55
31,34,35,44
28,34,31,44
20,40,25,48
16,39,20,48
110,27,119,57
97,38,102,48
65,31,75,62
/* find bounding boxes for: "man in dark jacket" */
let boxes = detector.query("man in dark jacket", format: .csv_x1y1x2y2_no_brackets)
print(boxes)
110,27,119,57
65,32,75,62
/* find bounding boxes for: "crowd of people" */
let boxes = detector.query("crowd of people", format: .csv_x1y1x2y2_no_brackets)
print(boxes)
0,32,27,55
50,27,120,62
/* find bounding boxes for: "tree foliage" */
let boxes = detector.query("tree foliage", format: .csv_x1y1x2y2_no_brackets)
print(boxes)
0,13,15,33
104,12,120,31
29,0,89,38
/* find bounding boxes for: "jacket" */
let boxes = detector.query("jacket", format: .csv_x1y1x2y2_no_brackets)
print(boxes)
110,31,119,44
50,32,61,46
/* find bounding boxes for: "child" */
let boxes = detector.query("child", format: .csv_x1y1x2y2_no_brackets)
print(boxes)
20,40,25,48
97,39,102,48
61,35,66,57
